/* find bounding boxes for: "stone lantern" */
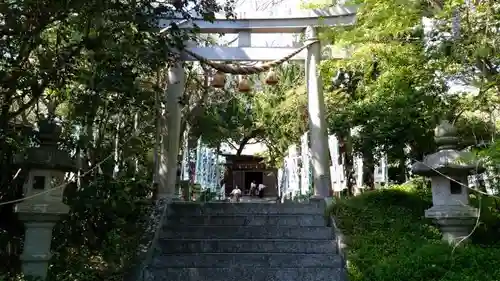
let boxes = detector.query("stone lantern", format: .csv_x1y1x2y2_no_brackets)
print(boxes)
411,120,483,245
14,118,75,280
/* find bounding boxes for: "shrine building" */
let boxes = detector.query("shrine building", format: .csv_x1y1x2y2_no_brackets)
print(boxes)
221,154,278,197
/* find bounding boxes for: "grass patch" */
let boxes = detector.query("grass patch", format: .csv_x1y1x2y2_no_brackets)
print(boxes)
330,184,500,281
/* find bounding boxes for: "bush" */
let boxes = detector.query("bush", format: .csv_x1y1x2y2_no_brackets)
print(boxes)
330,181,500,281
468,193,500,246
47,174,153,281
2,173,155,281
197,189,218,202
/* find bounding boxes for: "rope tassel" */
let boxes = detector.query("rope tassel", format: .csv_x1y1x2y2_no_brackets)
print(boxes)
183,40,319,75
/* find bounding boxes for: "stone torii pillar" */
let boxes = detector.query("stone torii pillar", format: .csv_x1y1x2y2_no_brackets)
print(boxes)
157,23,187,200
162,63,185,198
305,26,331,198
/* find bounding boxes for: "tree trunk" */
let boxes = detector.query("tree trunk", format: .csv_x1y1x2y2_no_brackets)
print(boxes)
83,116,95,172
0,97,13,198
75,135,82,189
113,117,122,178
340,134,355,196
236,129,262,156
153,86,163,186
397,146,407,184
132,112,139,175
236,138,250,156
362,150,375,190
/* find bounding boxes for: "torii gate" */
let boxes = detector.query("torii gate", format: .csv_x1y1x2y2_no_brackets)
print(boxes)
158,6,356,199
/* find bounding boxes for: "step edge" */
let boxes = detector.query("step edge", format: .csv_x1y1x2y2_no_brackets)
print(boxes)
149,265,346,270
169,202,321,205
152,266,343,269
165,223,327,225
166,214,326,217
157,253,340,256
163,225,330,228
161,238,335,242
168,213,324,215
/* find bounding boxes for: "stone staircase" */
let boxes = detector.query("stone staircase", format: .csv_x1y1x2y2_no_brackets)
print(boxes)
149,201,346,281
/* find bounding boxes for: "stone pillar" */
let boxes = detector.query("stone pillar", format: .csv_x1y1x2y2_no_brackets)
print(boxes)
135,64,185,279
17,213,67,279
305,26,332,199
160,62,185,199
411,120,482,245
14,118,74,280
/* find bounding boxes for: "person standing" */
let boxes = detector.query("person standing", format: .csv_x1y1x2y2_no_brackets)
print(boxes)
249,180,257,196
257,183,266,198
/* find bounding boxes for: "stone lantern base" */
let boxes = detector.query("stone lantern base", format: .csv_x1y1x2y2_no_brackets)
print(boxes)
15,202,69,280
425,205,478,245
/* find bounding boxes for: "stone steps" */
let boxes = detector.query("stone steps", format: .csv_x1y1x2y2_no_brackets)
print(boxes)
158,239,337,253
165,214,327,226
148,267,346,281
147,201,346,281
152,253,342,267
161,225,332,239
168,202,323,215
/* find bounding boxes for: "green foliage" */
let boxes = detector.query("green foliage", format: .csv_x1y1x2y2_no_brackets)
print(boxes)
292,190,314,202
191,0,498,175
191,63,308,165
433,0,500,96
314,0,500,187
478,139,500,170
0,0,235,279
470,139,500,245
1,175,153,281
391,177,432,201
468,194,500,246
191,93,256,148
331,184,500,281
322,43,445,159
51,175,153,281
326,0,427,45
197,190,218,202
251,64,307,165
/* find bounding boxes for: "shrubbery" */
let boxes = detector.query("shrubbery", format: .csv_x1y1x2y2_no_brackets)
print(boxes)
331,180,500,281
1,174,154,281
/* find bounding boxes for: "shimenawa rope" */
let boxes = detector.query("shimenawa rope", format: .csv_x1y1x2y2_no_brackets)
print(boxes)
183,40,319,75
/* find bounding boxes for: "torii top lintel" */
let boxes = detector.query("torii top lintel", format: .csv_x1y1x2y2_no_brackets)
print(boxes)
158,5,357,33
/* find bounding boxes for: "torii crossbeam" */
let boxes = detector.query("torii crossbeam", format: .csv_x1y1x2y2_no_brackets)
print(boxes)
157,5,357,200
159,6,356,61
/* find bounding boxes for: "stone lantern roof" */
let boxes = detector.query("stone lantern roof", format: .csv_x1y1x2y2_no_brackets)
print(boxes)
411,120,484,177
14,118,76,171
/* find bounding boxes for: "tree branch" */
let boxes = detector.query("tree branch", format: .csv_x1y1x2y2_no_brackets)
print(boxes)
236,128,264,155
8,42,86,120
